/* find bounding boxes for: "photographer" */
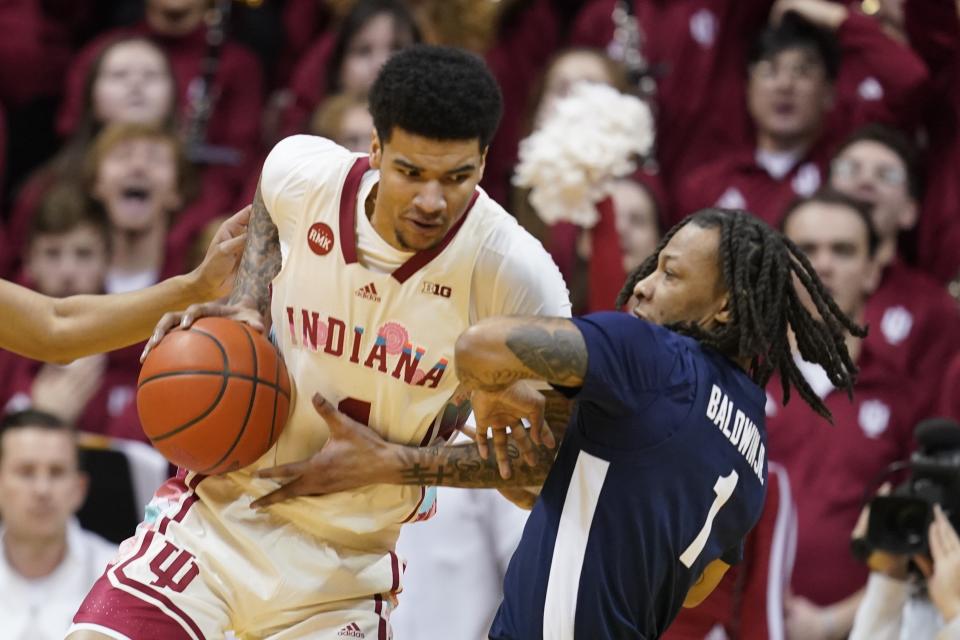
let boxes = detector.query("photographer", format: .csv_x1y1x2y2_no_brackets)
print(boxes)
850,420,960,639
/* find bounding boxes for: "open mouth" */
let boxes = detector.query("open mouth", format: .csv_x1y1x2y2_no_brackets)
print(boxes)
121,186,152,203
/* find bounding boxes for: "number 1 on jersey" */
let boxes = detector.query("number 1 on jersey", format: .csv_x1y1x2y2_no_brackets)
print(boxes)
679,470,739,568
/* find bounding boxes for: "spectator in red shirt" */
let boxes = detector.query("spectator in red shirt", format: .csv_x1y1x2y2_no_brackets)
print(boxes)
84,123,194,292
771,189,923,638
672,1,928,226
279,0,421,139
509,47,664,313
8,37,179,277
57,0,265,197
0,184,142,441
673,12,838,226
827,124,960,409
569,0,773,197
234,91,376,209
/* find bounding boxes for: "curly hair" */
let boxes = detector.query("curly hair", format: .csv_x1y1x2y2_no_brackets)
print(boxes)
369,44,503,148
616,208,866,421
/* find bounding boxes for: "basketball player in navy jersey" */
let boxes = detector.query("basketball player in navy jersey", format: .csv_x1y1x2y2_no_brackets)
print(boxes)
255,208,864,638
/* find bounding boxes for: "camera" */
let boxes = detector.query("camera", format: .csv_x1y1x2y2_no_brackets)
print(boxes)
865,418,960,556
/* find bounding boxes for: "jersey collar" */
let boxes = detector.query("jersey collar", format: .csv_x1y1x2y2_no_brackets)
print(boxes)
338,157,480,283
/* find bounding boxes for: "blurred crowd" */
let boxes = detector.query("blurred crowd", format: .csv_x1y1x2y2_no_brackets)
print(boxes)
0,0,959,639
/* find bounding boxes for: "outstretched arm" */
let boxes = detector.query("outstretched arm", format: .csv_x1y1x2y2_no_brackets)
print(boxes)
251,390,574,508
0,206,249,364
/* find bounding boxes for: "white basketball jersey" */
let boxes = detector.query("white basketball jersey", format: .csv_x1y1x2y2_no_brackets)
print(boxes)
192,136,561,558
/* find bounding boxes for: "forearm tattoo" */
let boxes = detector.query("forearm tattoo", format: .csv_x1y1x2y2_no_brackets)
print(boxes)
505,323,588,386
228,187,281,319
457,368,529,391
395,441,554,487
394,391,574,488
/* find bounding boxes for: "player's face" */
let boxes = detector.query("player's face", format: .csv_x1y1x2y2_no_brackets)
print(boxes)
369,127,486,252
93,41,175,126
611,180,660,273
336,104,374,153
94,138,182,233
339,13,416,95
26,225,109,297
0,428,86,541
630,223,731,331
145,0,207,36
748,48,832,145
829,140,916,242
784,202,878,319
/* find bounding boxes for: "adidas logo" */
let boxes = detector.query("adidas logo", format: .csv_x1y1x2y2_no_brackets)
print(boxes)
355,282,381,302
337,622,365,638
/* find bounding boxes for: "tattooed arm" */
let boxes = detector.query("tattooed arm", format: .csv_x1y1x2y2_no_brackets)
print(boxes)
226,184,281,325
389,389,573,489
454,317,588,392
141,185,281,355
251,390,575,507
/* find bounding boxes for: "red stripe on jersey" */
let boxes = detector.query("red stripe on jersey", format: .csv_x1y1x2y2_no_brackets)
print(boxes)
339,157,370,265
337,156,480,283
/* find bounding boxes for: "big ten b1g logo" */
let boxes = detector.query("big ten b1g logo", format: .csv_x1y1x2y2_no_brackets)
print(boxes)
308,222,335,256
421,281,452,298
149,541,200,593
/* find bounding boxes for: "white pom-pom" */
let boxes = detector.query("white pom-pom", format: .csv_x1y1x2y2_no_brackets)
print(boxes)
513,83,654,228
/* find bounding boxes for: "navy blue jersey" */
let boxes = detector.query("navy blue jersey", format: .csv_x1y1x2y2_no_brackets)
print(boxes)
491,312,768,640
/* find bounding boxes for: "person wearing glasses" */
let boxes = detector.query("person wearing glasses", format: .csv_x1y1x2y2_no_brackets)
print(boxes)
827,123,960,413
671,0,927,227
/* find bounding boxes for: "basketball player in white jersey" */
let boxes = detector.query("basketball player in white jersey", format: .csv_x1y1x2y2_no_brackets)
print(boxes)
67,45,570,640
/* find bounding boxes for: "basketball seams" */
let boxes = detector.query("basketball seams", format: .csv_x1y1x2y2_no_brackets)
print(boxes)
139,319,291,475
196,324,261,474
146,331,231,443
138,370,290,399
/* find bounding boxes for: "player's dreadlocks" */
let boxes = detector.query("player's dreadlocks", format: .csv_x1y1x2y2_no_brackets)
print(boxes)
616,208,866,421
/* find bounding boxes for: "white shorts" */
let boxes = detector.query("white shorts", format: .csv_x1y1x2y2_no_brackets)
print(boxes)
71,473,398,639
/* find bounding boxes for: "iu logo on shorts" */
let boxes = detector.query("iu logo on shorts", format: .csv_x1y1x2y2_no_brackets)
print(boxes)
149,541,200,593
308,222,335,256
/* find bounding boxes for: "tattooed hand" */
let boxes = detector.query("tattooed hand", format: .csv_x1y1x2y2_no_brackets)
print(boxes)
471,381,552,479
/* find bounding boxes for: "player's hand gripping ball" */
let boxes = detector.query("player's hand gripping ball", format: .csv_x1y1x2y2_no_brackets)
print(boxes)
137,318,291,474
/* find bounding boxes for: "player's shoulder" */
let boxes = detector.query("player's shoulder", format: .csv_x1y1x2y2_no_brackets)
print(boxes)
571,314,693,370
261,135,358,210
264,135,354,175
468,190,571,317
472,189,553,262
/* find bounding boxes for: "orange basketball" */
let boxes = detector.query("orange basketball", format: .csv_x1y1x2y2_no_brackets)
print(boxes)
137,317,291,475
